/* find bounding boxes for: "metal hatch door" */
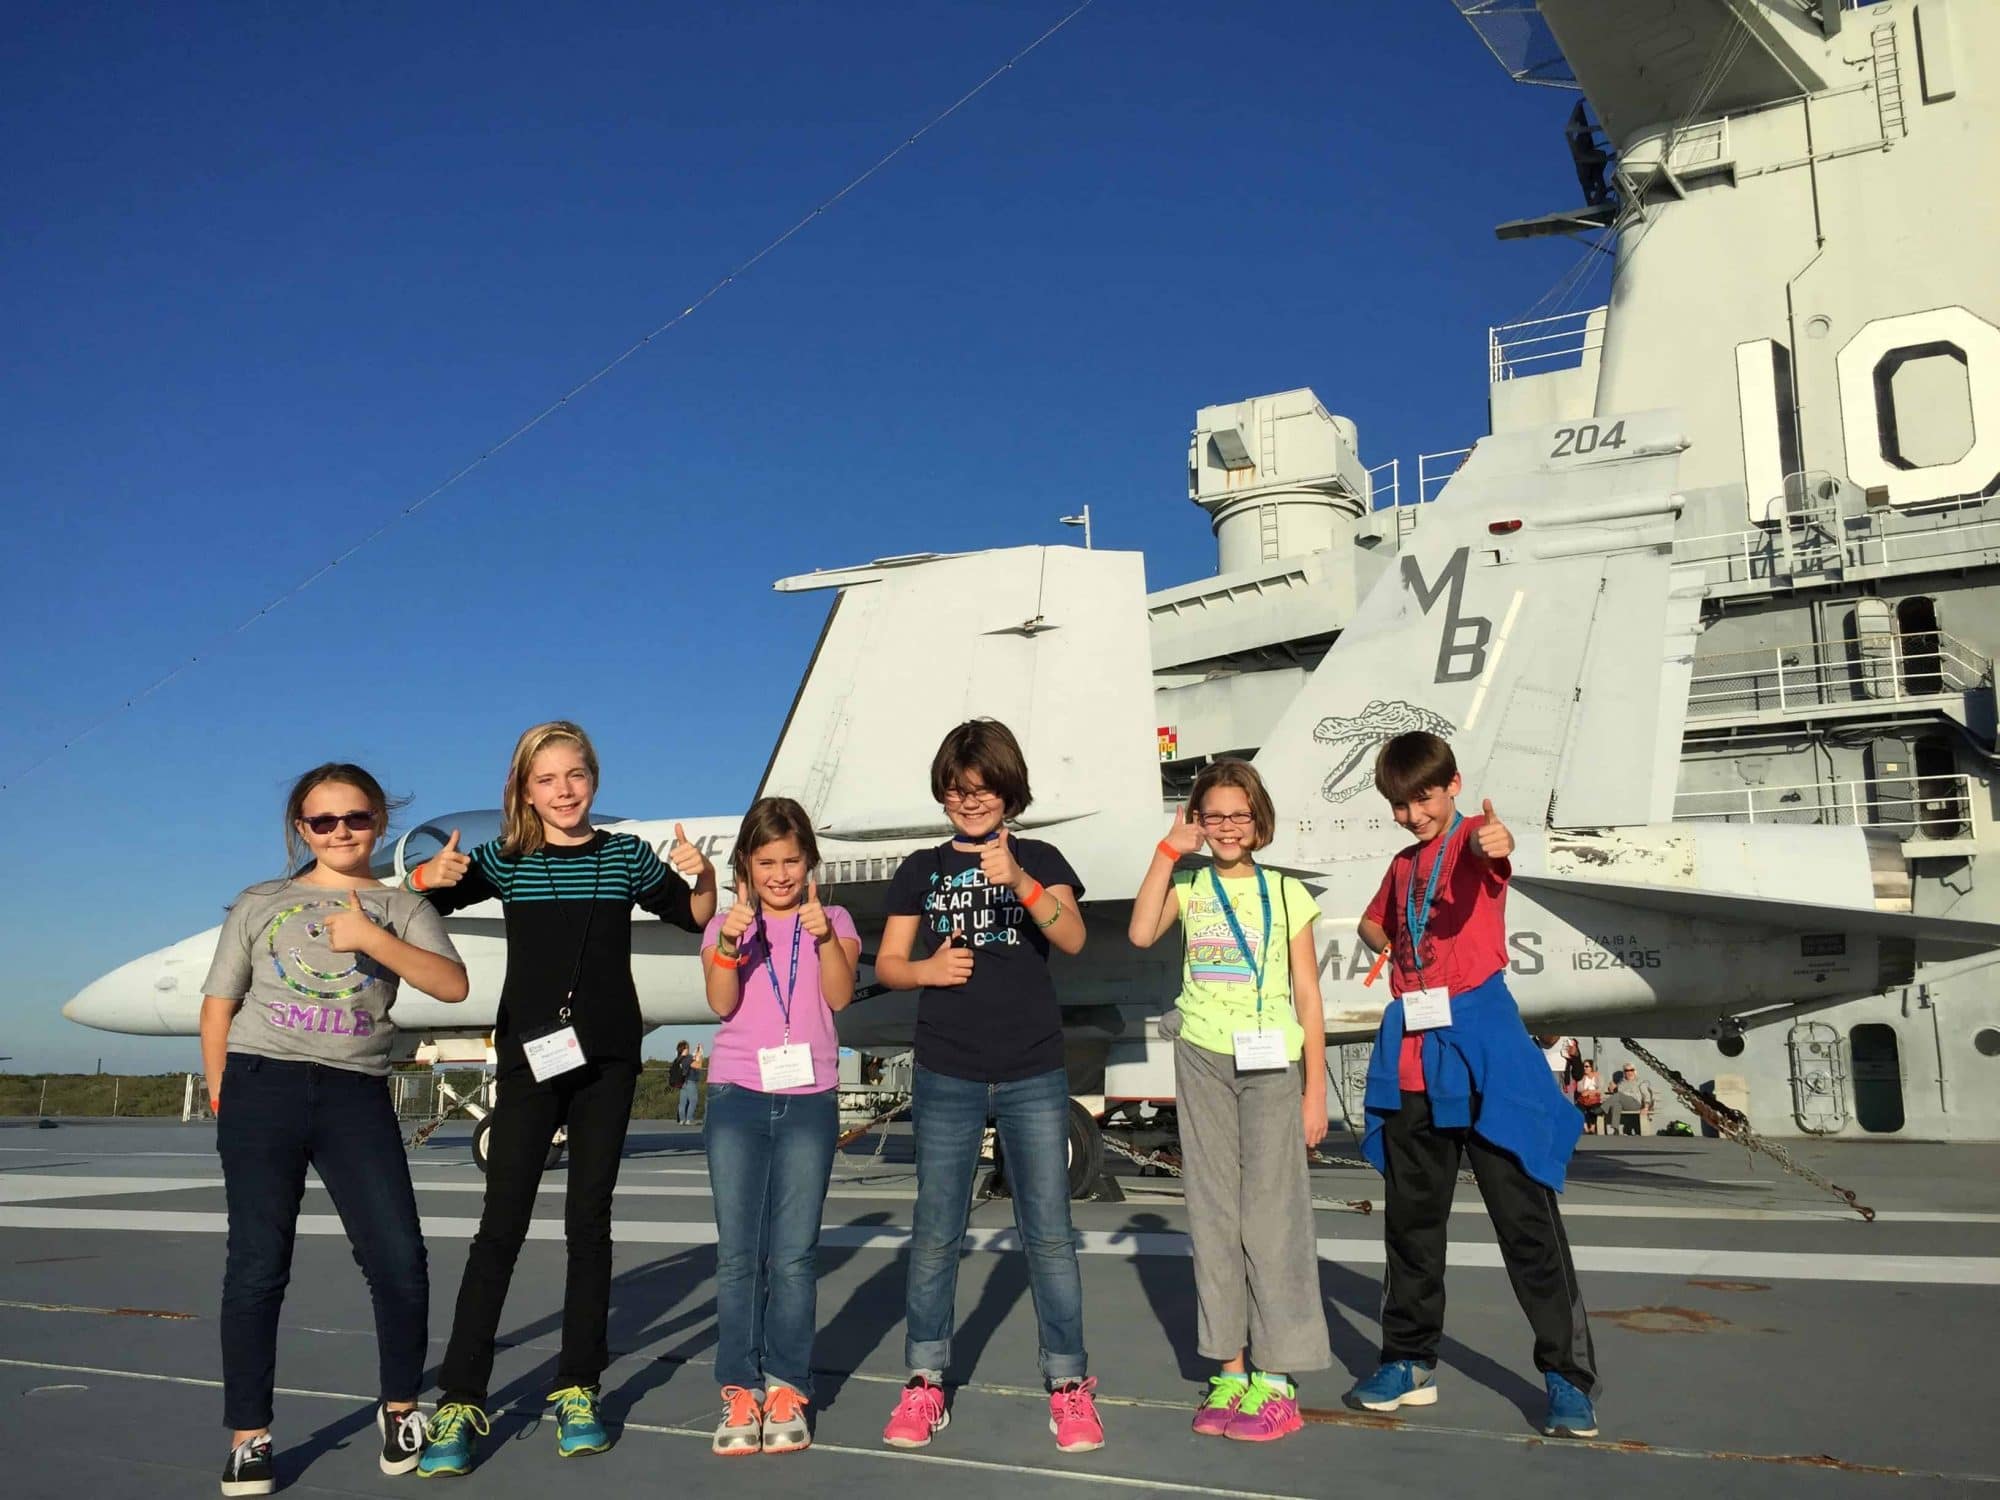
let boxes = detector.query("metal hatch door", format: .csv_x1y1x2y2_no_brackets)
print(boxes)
1786,1020,1849,1134
1849,1022,1907,1134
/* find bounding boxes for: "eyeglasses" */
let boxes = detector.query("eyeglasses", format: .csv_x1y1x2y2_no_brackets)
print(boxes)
943,785,999,807
301,811,377,835
1198,812,1254,829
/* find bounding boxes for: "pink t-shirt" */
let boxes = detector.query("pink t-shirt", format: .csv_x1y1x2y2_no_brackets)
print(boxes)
702,905,857,1095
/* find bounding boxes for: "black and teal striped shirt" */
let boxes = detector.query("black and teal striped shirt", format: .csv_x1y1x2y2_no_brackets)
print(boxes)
427,829,698,1073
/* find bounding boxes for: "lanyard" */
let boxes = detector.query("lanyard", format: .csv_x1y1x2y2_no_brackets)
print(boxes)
759,913,805,1041
539,843,603,1024
1208,865,1272,1014
1403,813,1463,979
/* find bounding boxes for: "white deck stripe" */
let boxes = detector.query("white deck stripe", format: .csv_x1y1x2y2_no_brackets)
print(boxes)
2,1204,1995,1284
0,1356,1315,1500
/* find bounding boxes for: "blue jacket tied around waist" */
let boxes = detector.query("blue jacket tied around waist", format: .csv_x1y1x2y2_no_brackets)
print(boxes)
1361,972,1582,1192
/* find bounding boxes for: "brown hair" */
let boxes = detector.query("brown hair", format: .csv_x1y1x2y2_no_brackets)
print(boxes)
1188,758,1276,850
501,720,601,858
282,763,404,875
929,719,1032,819
1373,731,1458,804
730,796,822,889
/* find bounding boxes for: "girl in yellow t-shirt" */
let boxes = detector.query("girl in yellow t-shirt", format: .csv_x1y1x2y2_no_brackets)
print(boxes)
1128,758,1330,1442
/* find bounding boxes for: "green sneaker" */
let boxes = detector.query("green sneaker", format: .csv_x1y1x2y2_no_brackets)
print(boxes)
1192,1373,1248,1436
549,1385,610,1458
417,1402,489,1479
1225,1372,1302,1442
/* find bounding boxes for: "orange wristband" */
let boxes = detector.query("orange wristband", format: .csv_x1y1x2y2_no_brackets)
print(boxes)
1019,879,1046,908
707,947,744,971
409,862,428,892
1156,840,1181,863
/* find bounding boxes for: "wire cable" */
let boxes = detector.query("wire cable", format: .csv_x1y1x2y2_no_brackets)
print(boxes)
2,0,1101,793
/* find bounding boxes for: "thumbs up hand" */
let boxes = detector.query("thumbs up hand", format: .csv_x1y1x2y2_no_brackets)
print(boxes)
980,828,1022,889
321,889,380,955
418,829,470,890
668,821,713,881
1475,798,1514,860
1162,804,1205,857
799,878,833,942
720,878,758,947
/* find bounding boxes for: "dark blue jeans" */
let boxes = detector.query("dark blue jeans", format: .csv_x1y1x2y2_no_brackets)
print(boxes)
217,1053,427,1430
906,1064,1086,1384
703,1082,839,1396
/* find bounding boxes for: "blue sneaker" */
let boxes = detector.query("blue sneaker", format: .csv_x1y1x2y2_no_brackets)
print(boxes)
417,1402,489,1478
550,1385,611,1458
1342,1359,1438,1412
1542,1372,1598,1438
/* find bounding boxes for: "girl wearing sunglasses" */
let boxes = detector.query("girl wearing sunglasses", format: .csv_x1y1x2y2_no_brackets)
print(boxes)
200,763,470,1496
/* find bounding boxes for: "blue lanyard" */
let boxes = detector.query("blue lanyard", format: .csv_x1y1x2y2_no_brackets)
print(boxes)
759,914,804,1040
1403,813,1463,978
1208,865,1272,1013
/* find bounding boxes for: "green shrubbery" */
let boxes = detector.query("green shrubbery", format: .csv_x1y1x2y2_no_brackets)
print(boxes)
0,1074,190,1117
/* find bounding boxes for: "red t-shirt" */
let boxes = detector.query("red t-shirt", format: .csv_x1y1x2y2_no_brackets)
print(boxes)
1362,814,1512,1091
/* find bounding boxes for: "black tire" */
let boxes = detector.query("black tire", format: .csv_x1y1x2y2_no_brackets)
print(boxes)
1065,1097,1103,1199
471,1113,564,1174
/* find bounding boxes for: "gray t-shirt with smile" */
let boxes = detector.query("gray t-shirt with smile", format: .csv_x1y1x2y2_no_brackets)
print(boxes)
202,878,461,1076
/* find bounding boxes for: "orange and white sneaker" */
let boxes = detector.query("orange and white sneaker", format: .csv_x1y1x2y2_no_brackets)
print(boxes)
882,1377,948,1448
1049,1377,1104,1453
711,1386,762,1457
761,1385,811,1454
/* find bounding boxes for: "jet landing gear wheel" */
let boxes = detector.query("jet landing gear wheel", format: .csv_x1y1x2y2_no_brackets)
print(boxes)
472,1115,565,1174
977,1098,1106,1201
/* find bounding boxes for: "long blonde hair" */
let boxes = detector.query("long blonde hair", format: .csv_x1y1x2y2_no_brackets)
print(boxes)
501,720,600,858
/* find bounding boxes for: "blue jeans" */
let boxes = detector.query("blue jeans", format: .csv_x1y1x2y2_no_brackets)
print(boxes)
703,1083,839,1396
217,1053,427,1430
677,1080,699,1124
906,1064,1086,1384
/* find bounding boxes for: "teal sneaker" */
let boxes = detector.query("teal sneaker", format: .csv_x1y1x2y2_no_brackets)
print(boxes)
1542,1372,1598,1438
550,1385,610,1458
1342,1359,1438,1412
416,1402,488,1479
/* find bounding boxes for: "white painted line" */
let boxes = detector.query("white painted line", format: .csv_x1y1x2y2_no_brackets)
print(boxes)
0,1356,1316,1500
2,1205,1996,1285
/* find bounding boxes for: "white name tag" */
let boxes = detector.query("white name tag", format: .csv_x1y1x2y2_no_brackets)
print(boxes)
758,1043,816,1091
1403,987,1452,1032
1232,1029,1289,1071
522,1024,587,1082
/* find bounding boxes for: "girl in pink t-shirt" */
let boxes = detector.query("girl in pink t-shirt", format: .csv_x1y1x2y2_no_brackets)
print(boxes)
699,797,860,1458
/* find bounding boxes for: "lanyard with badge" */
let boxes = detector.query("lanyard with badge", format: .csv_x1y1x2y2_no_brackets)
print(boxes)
1401,812,1462,1033
519,847,602,1082
1212,866,1289,1071
756,911,817,1090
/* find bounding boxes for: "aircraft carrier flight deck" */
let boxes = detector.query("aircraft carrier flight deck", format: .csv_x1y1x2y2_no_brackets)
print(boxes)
1,1118,1993,1499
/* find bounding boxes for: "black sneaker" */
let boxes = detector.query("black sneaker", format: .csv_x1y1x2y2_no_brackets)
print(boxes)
220,1433,274,1496
379,1403,428,1475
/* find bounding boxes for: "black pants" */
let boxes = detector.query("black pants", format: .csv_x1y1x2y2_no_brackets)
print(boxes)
439,1060,638,1403
218,1055,427,1429
1378,1090,1597,1393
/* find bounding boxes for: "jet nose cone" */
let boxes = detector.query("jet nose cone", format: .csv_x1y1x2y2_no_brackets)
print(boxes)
62,939,211,1036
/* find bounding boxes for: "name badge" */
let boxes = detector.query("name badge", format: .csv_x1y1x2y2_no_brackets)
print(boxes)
1232,1029,1289,1071
1403,987,1452,1032
758,1043,816,1091
522,1023,587,1082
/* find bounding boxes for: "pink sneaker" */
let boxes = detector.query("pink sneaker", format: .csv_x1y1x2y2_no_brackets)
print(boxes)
1049,1377,1104,1453
1224,1373,1302,1442
1192,1374,1248,1436
882,1378,948,1448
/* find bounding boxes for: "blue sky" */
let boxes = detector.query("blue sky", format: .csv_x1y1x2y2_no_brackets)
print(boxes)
1,0,1604,1073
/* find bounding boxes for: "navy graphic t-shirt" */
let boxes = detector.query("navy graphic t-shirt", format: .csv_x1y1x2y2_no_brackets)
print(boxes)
884,838,1084,1082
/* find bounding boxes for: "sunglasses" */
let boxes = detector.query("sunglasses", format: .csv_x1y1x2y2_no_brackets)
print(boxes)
300,811,377,835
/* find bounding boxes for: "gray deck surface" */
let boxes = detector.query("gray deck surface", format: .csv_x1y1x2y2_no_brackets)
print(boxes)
2,1118,1994,1498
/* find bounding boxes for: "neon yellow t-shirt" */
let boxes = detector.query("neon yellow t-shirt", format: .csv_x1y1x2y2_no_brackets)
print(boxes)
1172,867,1320,1060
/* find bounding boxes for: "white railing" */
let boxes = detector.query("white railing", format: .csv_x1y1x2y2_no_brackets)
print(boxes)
1419,447,1473,502
1366,457,1402,510
1675,773,1975,840
1687,630,1988,721
1488,306,1606,383
1674,499,2000,590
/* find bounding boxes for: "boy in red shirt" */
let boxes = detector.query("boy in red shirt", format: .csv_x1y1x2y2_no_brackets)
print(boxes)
1346,732,1598,1438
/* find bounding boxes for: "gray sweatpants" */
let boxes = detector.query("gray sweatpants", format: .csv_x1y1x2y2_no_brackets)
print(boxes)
1174,1038,1332,1373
